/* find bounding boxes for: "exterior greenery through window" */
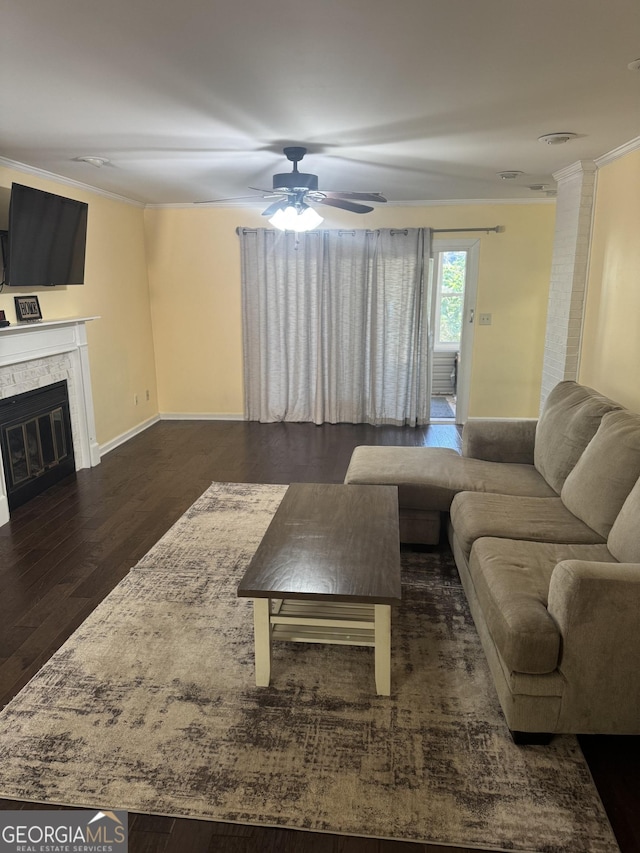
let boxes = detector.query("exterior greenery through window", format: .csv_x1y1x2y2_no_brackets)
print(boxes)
436,250,466,348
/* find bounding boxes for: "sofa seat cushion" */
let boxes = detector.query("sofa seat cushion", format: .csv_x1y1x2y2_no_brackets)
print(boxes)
534,381,620,493
451,493,605,558
344,446,556,512
561,409,640,538
468,538,615,674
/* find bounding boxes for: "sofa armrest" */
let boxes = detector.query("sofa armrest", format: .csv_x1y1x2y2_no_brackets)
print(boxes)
547,560,640,732
461,418,537,463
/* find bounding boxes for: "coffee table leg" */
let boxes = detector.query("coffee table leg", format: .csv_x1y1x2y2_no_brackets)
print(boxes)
374,604,391,696
253,598,272,687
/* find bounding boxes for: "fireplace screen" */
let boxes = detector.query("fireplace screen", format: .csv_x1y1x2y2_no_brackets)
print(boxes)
7,408,68,485
0,381,75,510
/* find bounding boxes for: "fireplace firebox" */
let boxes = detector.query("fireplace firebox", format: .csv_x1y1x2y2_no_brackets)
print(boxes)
0,381,75,511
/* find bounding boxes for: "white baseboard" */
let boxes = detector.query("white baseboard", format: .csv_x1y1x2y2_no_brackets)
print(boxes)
0,495,9,528
99,415,161,457
159,412,246,421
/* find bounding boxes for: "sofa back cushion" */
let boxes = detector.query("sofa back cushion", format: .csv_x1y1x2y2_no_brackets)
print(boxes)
608,475,640,562
561,409,640,537
534,381,620,493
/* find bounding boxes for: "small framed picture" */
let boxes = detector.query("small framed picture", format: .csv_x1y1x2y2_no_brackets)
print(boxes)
14,295,43,322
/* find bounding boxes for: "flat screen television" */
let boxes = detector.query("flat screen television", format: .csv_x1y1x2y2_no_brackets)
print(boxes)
4,183,88,286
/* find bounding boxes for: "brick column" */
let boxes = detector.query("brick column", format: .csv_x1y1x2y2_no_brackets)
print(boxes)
540,160,597,408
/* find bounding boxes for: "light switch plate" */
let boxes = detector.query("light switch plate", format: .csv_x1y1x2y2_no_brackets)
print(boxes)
478,313,492,325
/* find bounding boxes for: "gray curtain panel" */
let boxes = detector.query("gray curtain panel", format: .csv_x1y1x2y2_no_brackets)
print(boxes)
239,227,432,425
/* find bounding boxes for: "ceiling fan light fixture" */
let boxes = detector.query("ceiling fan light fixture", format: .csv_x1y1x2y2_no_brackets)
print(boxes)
269,205,324,232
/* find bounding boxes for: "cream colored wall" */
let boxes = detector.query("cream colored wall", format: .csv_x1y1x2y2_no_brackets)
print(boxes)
145,202,555,418
0,166,158,446
579,147,640,413
144,207,245,415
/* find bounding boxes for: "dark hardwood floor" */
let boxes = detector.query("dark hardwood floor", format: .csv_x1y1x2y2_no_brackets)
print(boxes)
0,420,637,853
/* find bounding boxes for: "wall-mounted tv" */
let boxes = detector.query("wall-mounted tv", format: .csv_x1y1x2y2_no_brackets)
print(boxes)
3,183,88,287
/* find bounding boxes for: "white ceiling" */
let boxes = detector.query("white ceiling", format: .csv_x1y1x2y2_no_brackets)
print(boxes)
2,0,639,206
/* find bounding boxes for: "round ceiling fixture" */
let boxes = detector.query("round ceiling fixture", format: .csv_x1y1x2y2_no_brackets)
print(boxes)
628,59,640,71
538,133,577,145
497,170,523,180
76,156,110,168
527,184,548,191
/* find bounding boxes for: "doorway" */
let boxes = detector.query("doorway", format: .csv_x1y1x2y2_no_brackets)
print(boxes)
429,238,479,424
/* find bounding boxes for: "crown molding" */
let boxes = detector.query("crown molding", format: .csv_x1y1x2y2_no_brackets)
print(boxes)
0,157,144,207
595,136,640,168
552,138,640,181
552,160,597,183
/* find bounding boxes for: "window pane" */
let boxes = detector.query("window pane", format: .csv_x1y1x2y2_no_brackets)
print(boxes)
440,294,463,342
437,251,466,345
441,251,466,294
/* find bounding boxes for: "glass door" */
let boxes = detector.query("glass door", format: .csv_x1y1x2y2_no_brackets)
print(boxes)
430,238,479,423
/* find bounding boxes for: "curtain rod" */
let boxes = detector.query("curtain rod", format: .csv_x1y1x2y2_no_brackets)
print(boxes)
237,225,504,235
432,226,503,234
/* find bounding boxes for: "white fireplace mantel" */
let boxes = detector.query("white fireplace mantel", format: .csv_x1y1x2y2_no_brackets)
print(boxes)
0,317,101,527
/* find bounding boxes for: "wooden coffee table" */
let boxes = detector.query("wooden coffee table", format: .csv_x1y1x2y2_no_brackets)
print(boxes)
237,483,401,695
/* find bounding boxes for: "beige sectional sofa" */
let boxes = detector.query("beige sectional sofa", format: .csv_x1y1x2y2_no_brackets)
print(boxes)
344,381,640,739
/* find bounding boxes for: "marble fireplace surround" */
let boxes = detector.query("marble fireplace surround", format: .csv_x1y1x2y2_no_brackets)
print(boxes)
0,317,100,527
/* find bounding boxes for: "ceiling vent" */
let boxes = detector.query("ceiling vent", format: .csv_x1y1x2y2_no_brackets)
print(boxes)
538,133,577,145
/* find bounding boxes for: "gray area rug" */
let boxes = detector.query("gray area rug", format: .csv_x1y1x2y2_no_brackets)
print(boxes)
431,397,455,419
0,483,619,852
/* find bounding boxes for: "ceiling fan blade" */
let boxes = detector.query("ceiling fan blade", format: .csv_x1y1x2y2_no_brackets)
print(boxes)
195,187,288,204
194,194,265,204
320,192,387,203
262,199,288,217
316,197,374,214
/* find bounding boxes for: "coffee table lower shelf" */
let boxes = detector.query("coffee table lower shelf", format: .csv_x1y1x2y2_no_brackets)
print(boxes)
252,598,392,695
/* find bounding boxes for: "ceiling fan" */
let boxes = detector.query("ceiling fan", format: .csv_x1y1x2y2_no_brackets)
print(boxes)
199,147,387,230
